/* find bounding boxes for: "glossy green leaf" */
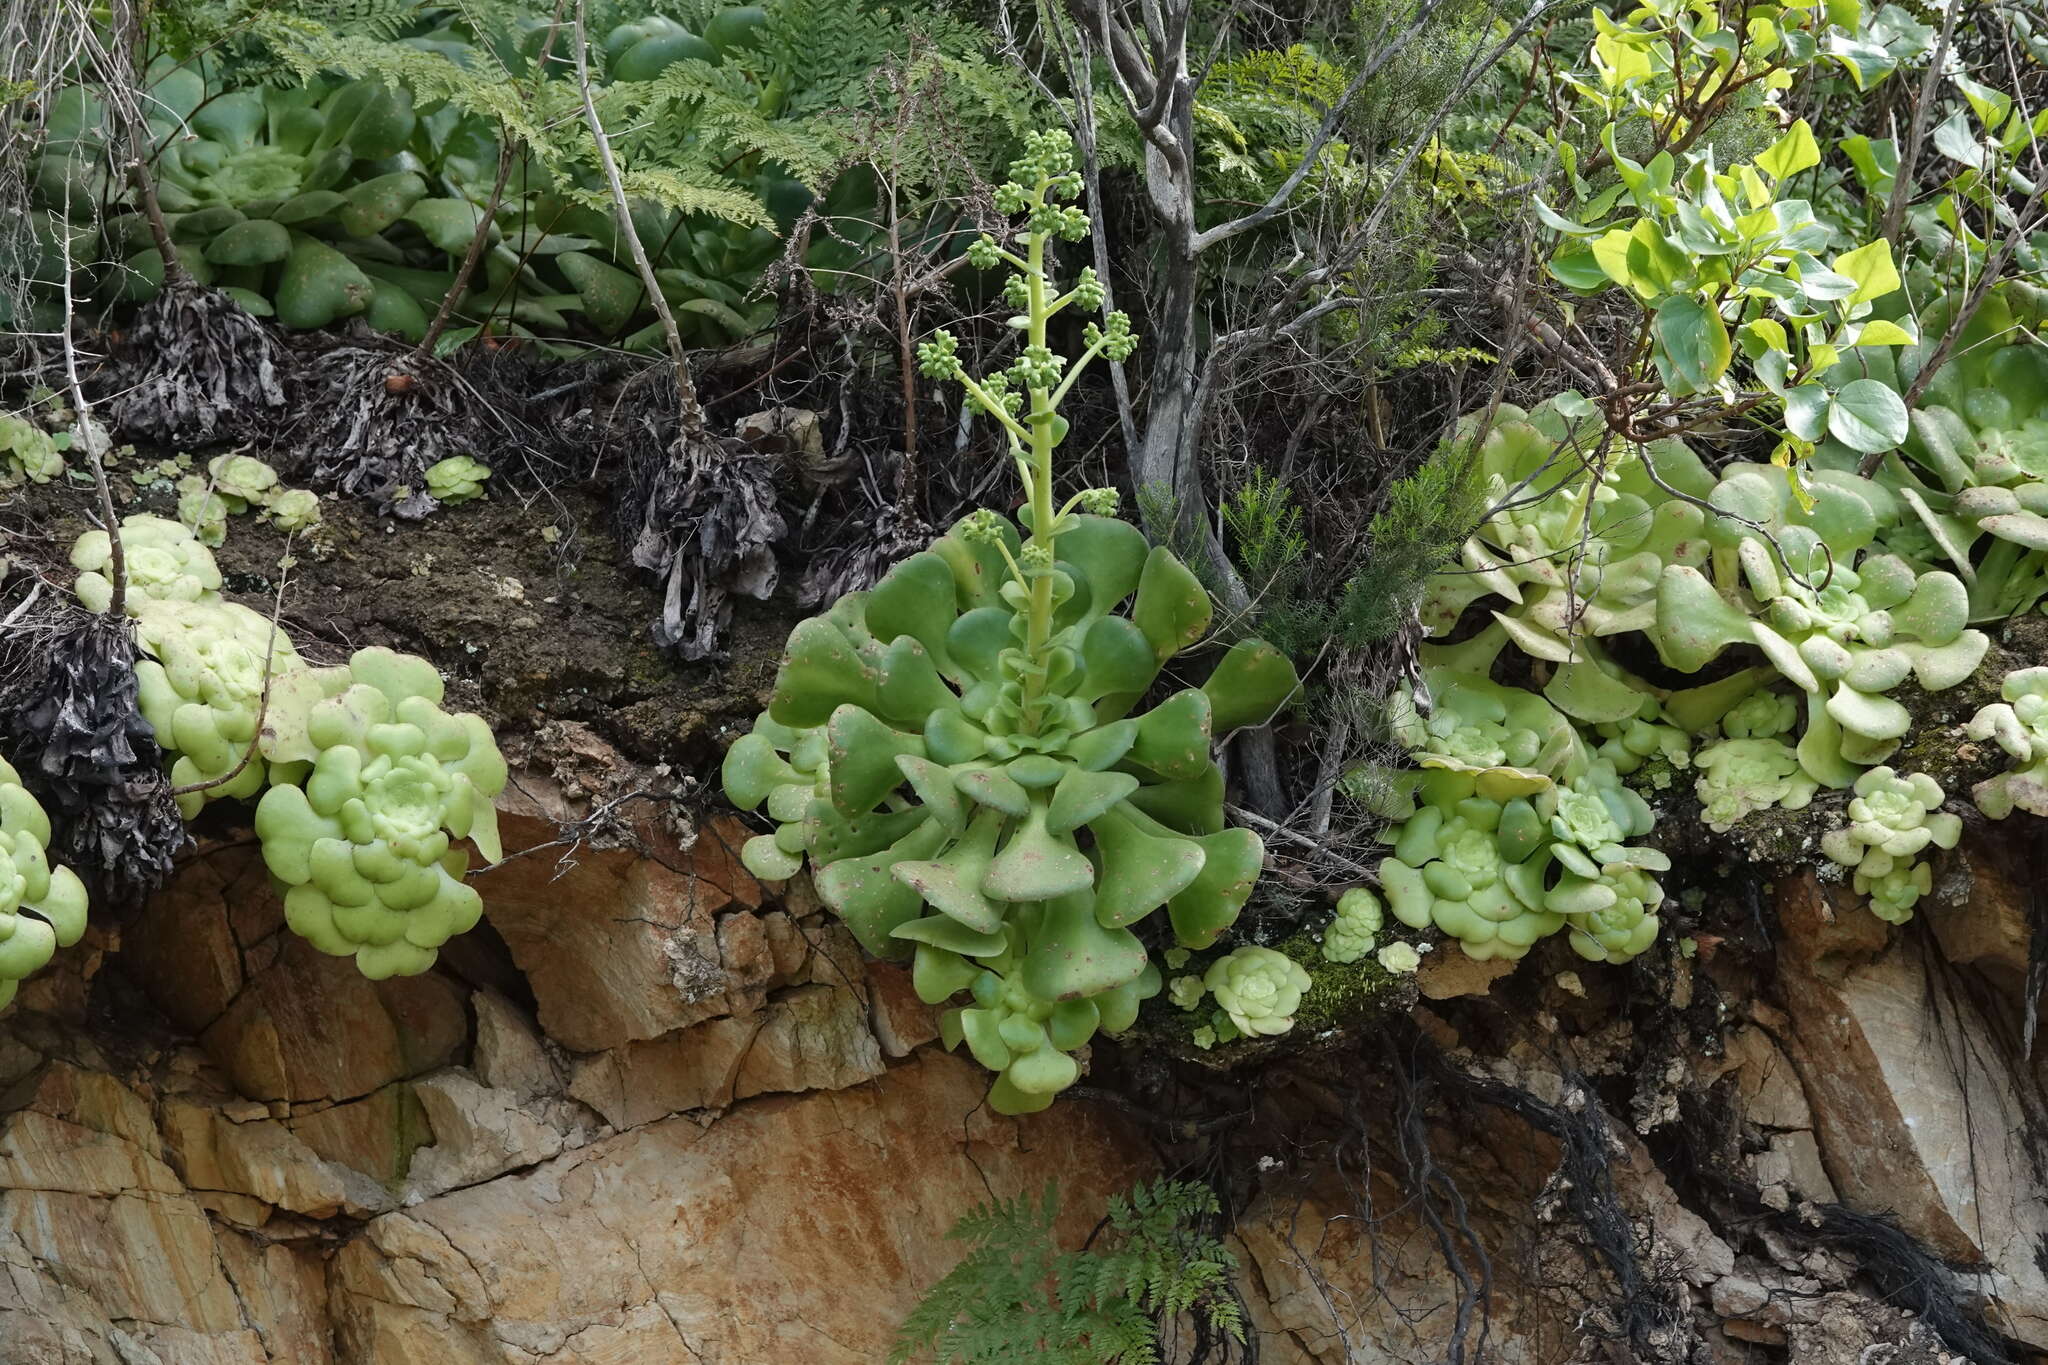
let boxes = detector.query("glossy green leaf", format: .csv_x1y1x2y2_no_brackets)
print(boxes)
1827,379,1909,455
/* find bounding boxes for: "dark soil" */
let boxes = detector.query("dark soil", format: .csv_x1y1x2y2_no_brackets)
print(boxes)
4,473,797,772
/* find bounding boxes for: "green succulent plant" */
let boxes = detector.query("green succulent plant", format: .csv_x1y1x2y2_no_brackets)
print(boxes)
0,413,64,486
1692,737,1817,832
1818,766,1960,923
425,455,491,504
1964,666,2048,819
1656,516,1987,788
1321,886,1382,964
208,454,280,512
253,647,507,980
923,914,1161,1115
1378,764,1564,962
1591,696,1691,776
1387,629,1585,780
128,597,345,819
1420,397,1716,724
1533,764,1668,963
1204,946,1312,1039
264,488,324,532
1378,742,1668,965
1720,687,1799,740
1849,288,2048,620
721,130,1298,1113
0,757,91,1011
71,513,223,615
1376,940,1421,974
177,475,233,547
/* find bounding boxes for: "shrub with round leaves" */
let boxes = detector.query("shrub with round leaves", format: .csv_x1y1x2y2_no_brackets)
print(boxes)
254,647,507,980
71,513,223,615
1203,946,1311,1038
1818,766,1960,923
0,757,90,1011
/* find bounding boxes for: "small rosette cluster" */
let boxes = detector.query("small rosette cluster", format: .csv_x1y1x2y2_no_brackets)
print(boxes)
1818,767,1959,923
1204,947,1311,1038
74,516,325,815
254,648,507,980
0,759,90,1010
1690,684,1816,832
1965,666,2048,819
723,512,1299,1111
1321,887,1383,964
68,520,506,977
1378,654,1667,964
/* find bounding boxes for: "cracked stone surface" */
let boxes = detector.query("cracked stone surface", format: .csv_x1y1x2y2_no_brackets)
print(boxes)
7,774,2048,1363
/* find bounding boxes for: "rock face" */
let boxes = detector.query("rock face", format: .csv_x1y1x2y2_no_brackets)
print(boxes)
4,774,2047,1363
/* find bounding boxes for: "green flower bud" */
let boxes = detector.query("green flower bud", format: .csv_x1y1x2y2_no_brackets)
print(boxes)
965,235,1002,270
916,329,963,380
1010,345,1064,391
1069,267,1105,312
956,508,1008,545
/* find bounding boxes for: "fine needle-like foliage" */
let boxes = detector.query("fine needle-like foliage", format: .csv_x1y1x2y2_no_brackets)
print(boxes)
891,1178,1244,1365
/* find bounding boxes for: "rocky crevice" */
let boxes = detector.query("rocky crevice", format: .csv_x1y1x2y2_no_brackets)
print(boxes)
1,703,2046,1361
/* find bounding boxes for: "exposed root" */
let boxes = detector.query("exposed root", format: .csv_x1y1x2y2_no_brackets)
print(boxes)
797,491,930,607
288,342,533,515
98,283,289,447
1409,1031,1696,1361
624,443,786,661
0,609,181,906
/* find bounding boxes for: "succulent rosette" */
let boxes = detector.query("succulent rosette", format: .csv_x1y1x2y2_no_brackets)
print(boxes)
0,758,90,1010
1965,667,2048,819
132,598,319,816
254,647,507,979
1693,737,1818,832
71,514,223,615
1819,767,1959,923
1321,887,1383,964
1204,946,1312,1038
425,456,492,504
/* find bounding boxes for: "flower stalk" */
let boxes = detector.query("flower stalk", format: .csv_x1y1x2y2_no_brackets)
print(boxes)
917,129,1136,735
